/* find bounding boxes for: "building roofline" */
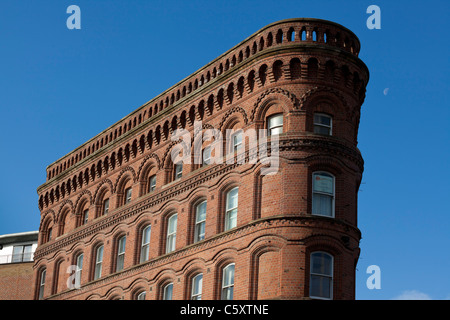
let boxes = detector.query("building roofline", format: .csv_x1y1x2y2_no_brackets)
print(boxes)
0,231,39,245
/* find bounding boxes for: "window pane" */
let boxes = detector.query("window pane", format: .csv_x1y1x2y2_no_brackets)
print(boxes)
225,208,237,230
196,201,207,222
313,173,334,194
311,252,332,275
164,283,173,300
137,292,146,300
103,199,110,214
312,194,333,217
203,147,211,165
314,114,331,126
314,125,331,135
310,275,332,299
268,114,283,128
223,264,235,286
149,175,156,192
192,274,203,300
270,127,283,136
168,215,177,234
226,188,239,210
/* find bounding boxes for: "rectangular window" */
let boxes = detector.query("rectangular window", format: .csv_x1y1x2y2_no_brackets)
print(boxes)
38,270,46,300
12,244,33,263
75,254,83,288
268,114,283,136
140,226,151,263
149,175,156,192
94,245,103,280
194,201,207,242
166,214,177,253
232,132,243,153
125,188,132,204
225,187,238,231
175,163,183,180
116,236,126,272
202,147,211,166
191,274,203,300
310,252,333,299
83,209,89,225
312,172,335,217
221,264,235,300
103,199,110,215
314,113,332,135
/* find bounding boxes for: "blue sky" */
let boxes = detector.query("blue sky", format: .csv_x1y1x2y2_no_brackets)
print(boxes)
0,0,448,300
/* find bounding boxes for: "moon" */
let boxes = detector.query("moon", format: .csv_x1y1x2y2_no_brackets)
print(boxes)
383,88,389,96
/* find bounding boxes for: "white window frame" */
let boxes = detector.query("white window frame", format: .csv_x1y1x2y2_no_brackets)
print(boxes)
232,131,243,153
137,291,146,300
310,252,333,300
267,113,283,136
12,244,33,262
225,187,238,231
103,198,110,215
313,113,332,136
75,253,83,288
116,236,126,272
194,201,207,242
125,187,132,204
221,263,235,300
38,269,46,300
163,283,173,300
94,245,103,280
312,171,335,218
175,163,183,180
140,225,151,263
82,209,89,225
166,214,177,253
191,273,203,300
148,175,156,192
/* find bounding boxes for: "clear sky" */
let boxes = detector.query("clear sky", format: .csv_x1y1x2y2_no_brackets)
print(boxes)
0,0,448,300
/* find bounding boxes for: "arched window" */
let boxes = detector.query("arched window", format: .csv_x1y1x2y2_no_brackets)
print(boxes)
221,263,235,300
136,291,146,300
191,273,203,300
310,252,333,299
166,214,177,253
140,225,151,263
225,187,238,231
267,113,283,136
163,283,173,300
38,268,46,300
148,174,156,193
82,209,89,225
75,253,84,288
124,187,132,204
116,235,126,272
194,201,207,242
94,245,104,280
312,172,335,217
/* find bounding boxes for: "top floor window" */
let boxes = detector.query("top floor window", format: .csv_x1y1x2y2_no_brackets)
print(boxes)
174,163,183,180
148,175,156,192
267,114,283,136
125,187,132,204
314,113,332,135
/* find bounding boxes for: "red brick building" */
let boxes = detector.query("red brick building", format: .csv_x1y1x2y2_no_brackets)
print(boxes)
33,18,369,300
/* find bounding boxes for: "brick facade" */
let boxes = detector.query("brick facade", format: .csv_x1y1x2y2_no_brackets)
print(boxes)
33,18,369,300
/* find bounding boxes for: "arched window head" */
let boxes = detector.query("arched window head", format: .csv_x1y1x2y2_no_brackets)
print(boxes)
191,273,203,300
163,283,173,300
166,214,177,253
194,201,207,242
221,263,235,300
225,187,238,231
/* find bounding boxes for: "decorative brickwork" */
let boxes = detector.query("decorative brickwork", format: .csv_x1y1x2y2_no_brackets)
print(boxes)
34,18,368,300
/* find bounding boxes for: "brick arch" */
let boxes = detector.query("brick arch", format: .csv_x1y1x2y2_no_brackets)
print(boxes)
73,190,93,214
247,235,286,299
137,153,162,180
250,88,298,122
92,179,114,205
218,106,248,132
113,166,137,193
